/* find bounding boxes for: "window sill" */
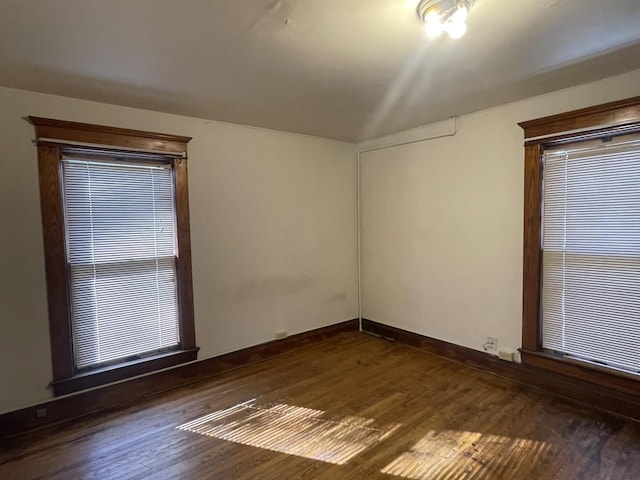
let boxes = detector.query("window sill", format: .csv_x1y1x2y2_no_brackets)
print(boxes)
51,347,199,396
519,349,639,397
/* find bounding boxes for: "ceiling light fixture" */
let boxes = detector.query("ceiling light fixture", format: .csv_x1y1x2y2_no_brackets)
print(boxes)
417,0,474,39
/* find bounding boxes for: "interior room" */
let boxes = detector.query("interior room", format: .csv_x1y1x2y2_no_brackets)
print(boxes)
1,0,640,478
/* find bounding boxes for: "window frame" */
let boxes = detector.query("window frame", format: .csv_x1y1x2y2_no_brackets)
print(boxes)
31,117,198,396
518,96,640,397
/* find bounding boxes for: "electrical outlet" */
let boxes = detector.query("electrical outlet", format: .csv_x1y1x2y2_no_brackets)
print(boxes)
485,336,498,351
36,408,47,418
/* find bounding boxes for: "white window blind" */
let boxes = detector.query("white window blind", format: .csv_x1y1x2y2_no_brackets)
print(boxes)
62,154,180,370
542,137,640,375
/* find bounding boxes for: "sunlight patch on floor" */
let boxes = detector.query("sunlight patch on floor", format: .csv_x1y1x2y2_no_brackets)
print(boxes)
381,429,552,479
177,399,401,465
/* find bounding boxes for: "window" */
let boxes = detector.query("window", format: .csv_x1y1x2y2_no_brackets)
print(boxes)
63,153,180,370
519,96,640,396
542,135,640,374
32,117,198,396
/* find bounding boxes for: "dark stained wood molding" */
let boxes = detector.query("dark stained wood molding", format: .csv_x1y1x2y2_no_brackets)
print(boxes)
519,350,640,398
173,157,196,351
51,348,200,396
0,319,359,439
518,96,640,140
362,319,496,367
362,319,640,422
29,117,191,154
37,145,75,381
521,143,542,352
523,123,640,147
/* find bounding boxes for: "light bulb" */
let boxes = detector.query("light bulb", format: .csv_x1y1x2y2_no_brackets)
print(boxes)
450,6,468,23
424,10,443,37
443,6,468,39
425,20,443,37
444,19,467,39
425,10,441,23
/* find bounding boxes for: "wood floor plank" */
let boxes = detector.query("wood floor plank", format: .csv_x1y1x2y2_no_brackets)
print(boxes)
1,331,639,479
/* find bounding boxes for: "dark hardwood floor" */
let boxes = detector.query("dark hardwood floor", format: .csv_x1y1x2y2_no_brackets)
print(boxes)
1,331,639,479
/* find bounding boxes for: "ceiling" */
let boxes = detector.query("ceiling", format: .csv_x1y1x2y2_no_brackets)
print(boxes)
1,0,640,142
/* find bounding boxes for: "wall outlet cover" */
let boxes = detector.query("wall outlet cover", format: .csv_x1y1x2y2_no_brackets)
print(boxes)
485,336,498,351
498,350,515,362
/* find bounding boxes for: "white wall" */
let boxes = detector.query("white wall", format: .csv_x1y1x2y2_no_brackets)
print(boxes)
360,69,640,356
0,86,358,414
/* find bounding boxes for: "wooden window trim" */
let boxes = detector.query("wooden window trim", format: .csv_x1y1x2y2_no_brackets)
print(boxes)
519,95,640,140
518,97,640,397
31,117,198,396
